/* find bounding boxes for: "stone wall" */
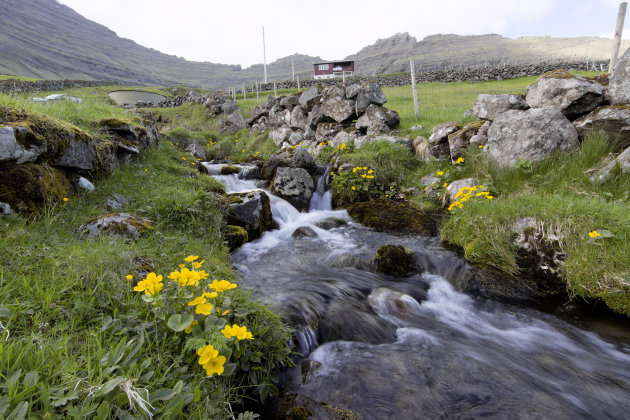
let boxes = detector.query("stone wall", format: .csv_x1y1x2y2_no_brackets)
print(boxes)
247,61,609,93
0,79,118,93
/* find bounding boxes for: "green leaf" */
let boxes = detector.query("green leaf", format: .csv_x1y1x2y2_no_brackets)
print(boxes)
150,388,175,403
8,401,28,420
167,313,194,332
0,306,11,318
142,294,156,303
222,363,237,377
0,395,9,416
97,376,125,397
193,386,200,403
96,401,111,420
173,380,184,394
22,371,39,388
598,229,615,238
50,390,80,407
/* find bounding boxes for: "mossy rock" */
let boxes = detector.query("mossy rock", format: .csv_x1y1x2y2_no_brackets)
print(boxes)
0,162,73,213
97,117,133,128
223,225,248,251
0,105,93,164
220,165,241,175
374,244,415,277
541,69,576,80
267,393,360,420
348,199,438,236
80,213,153,238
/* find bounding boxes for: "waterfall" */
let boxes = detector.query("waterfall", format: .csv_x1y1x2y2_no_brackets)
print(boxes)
309,165,332,212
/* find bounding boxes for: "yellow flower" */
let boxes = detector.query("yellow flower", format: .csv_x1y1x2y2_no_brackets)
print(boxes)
192,261,203,269
184,255,199,262
185,320,198,334
63,197,69,202
588,230,601,238
178,264,185,268
133,272,163,296
222,324,253,340
144,169,148,172
221,324,233,339
195,302,213,315
202,291,218,299
144,281,163,296
486,196,494,200
126,274,133,281
455,157,465,164
203,354,226,376
436,171,444,176
220,309,230,316
182,157,187,160
368,170,374,174
443,183,448,188
188,296,207,306
208,279,237,292
366,175,374,179
363,167,367,170
351,186,356,191
197,344,218,365
361,174,367,178
478,145,484,149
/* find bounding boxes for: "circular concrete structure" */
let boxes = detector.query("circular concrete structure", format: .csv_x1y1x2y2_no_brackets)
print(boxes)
108,90,166,106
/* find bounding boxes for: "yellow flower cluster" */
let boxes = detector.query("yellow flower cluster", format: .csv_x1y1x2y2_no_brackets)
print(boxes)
318,140,330,146
455,157,465,164
197,344,226,376
168,256,209,286
209,279,238,292
221,324,253,340
351,166,375,179
588,230,601,238
337,143,348,151
133,272,164,296
448,185,493,211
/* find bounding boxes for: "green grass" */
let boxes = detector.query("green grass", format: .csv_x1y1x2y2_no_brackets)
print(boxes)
0,97,292,417
439,132,630,314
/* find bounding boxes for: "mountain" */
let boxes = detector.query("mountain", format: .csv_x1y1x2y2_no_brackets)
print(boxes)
0,0,627,88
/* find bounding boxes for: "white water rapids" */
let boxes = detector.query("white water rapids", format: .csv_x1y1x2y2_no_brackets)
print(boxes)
206,163,630,419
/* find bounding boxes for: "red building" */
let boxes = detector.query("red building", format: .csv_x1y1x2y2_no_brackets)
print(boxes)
313,60,354,79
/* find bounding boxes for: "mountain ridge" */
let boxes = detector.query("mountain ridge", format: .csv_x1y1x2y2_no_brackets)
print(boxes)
0,0,627,88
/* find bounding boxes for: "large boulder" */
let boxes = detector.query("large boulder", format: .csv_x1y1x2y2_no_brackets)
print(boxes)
0,126,46,164
225,190,273,240
443,178,479,207
299,86,321,110
218,111,246,134
469,121,491,148
306,105,330,129
260,147,318,180
589,145,630,183
356,83,387,115
185,143,207,161
220,99,239,115
355,104,400,135
290,105,308,130
472,94,529,121
271,126,292,147
347,199,437,236
0,163,73,213
609,46,630,104
573,106,630,151
525,70,606,120
55,137,97,171
486,108,579,166
272,167,315,212
320,86,355,123
280,94,300,111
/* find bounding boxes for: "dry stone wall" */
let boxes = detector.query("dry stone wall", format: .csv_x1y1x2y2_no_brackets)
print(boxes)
0,79,119,93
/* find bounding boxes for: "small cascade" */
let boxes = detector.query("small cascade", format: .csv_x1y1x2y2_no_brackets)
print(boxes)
309,165,333,212
294,326,319,356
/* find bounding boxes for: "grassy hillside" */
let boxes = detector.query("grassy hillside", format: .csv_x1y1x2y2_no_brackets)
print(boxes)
0,90,291,418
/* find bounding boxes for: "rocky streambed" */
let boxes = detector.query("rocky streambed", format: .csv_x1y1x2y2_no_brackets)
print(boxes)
206,163,630,419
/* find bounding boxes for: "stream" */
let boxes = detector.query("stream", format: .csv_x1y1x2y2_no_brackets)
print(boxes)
207,164,630,419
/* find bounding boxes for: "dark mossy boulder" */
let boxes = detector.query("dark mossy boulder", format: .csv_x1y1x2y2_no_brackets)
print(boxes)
220,165,241,175
348,199,438,236
374,244,415,277
0,162,73,213
225,190,273,240
79,213,153,238
223,224,248,251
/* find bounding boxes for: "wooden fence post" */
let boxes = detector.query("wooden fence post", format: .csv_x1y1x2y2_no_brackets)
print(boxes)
273,81,277,98
610,2,628,74
410,59,419,120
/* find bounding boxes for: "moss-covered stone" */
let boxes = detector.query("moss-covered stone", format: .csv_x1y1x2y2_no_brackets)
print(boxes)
97,117,133,128
80,213,153,237
220,165,241,175
541,69,576,80
348,199,437,236
0,162,73,213
223,225,248,251
0,105,93,164
374,244,415,277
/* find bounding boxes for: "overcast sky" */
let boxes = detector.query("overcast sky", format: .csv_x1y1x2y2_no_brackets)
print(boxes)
57,0,629,68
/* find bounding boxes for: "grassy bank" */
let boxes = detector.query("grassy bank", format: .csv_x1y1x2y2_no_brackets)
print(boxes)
0,96,292,417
